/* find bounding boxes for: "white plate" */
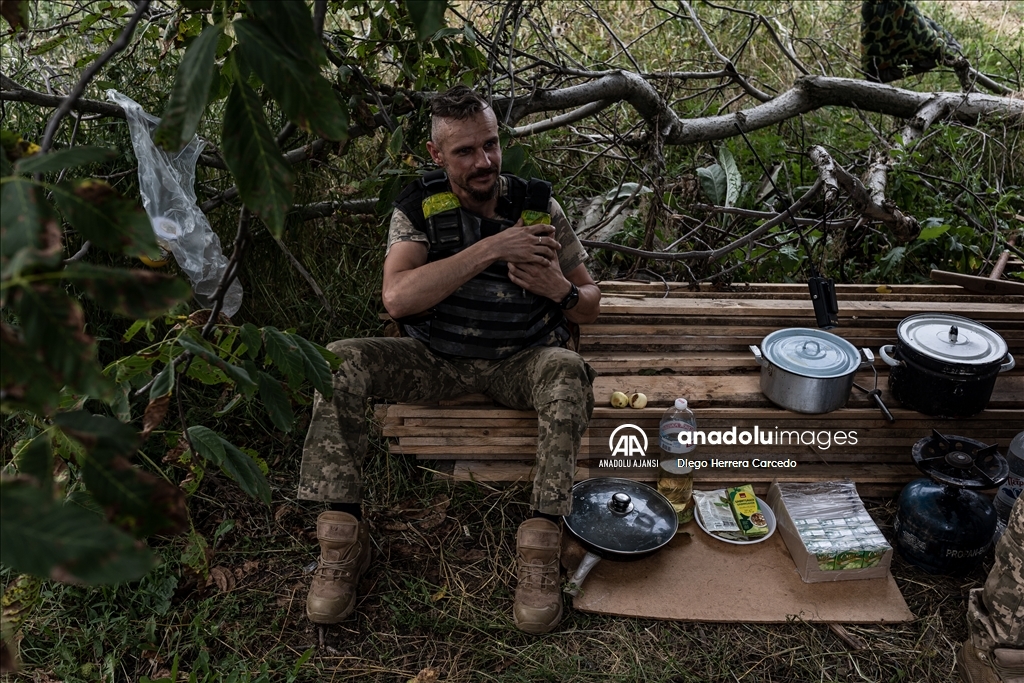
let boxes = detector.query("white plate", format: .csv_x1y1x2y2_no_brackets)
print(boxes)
694,495,777,545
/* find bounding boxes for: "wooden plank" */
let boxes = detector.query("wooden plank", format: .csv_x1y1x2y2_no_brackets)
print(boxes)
449,460,921,492
596,297,1024,319
595,281,1016,297
930,269,1024,295
383,404,1023,422
583,351,1024,375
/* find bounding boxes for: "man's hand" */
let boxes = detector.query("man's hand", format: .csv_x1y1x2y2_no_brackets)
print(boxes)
507,254,571,302
499,218,561,265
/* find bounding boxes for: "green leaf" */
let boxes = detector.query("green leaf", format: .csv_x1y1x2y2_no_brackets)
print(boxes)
388,126,404,158
0,322,63,415
177,335,257,395
13,433,53,490
150,362,175,400
50,180,160,258
718,147,742,208
257,371,294,432
405,0,448,41
262,326,304,385
1,0,29,31
45,411,179,539
27,34,69,56
0,482,154,584
696,164,726,206
221,80,294,238
234,19,348,141
54,411,139,458
247,0,327,67
154,23,223,152
186,357,229,385
14,146,117,174
186,425,224,463
16,286,110,399
917,224,951,240
239,322,262,360
1,178,44,262
62,263,191,318
292,333,333,398
187,426,271,504
501,145,525,176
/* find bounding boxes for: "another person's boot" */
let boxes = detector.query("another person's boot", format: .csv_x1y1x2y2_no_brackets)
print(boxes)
306,511,371,623
513,517,563,634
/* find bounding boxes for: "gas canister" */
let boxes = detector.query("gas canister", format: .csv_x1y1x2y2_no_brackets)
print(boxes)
894,430,1009,575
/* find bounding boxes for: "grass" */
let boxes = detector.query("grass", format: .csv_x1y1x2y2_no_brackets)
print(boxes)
6,434,991,682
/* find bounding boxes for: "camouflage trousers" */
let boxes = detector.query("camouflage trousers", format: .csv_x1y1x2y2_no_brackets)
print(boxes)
298,337,596,515
968,494,1024,668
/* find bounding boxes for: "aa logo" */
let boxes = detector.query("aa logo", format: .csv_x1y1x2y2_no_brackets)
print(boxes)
608,424,648,458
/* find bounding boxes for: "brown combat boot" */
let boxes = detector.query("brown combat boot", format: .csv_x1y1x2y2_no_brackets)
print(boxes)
306,511,371,624
513,517,563,634
959,641,1002,683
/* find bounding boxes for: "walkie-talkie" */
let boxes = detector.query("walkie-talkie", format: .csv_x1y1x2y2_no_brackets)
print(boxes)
808,268,839,329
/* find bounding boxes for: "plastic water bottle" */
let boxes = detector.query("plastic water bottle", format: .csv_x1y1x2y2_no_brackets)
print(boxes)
994,431,1024,524
658,398,697,524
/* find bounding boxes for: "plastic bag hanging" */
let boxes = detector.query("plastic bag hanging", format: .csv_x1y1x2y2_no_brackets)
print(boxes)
106,90,243,317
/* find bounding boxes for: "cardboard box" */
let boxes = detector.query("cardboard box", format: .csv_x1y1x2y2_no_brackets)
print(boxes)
768,480,892,583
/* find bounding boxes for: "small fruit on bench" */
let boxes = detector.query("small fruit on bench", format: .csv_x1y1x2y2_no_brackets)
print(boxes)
610,391,629,408
629,392,648,409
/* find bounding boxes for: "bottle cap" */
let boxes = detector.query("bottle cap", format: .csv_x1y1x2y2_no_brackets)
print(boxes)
675,398,688,410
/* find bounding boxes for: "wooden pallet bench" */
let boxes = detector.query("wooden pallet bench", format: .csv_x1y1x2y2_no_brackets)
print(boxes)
379,282,1024,497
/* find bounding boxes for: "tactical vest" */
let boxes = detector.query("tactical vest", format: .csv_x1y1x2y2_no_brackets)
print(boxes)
392,171,570,360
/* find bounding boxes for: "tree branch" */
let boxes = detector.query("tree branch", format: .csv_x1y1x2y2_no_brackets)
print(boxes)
808,146,919,240
581,178,824,261
40,0,151,153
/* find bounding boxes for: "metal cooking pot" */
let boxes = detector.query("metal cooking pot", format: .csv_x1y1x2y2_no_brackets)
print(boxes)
880,313,1015,417
750,328,873,414
562,478,678,596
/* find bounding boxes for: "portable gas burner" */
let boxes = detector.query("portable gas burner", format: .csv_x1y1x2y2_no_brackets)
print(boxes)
894,429,1009,574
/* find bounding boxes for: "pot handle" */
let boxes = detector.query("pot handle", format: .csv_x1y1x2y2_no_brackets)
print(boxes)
750,345,766,367
860,347,874,369
564,551,602,597
879,345,900,367
1000,353,1016,373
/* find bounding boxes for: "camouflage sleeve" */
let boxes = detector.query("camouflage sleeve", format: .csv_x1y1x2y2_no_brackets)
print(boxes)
385,208,429,257
549,197,587,274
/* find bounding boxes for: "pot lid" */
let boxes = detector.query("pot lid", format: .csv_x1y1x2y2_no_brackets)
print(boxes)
563,478,678,554
897,314,1007,366
761,328,861,378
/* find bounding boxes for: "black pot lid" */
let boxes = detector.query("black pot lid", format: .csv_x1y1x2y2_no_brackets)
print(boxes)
898,314,1007,366
761,328,861,378
563,478,678,554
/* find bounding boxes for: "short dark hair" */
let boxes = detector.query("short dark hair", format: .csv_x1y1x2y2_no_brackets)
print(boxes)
430,85,489,122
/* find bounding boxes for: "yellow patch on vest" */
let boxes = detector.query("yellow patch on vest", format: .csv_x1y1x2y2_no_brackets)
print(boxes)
422,191,461,219
521,210,551,226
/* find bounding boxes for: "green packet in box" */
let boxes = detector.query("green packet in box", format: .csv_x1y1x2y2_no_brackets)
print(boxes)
767,480,893,583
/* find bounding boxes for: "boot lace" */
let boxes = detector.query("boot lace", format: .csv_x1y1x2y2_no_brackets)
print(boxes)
518,554,559,590
316,552,357,581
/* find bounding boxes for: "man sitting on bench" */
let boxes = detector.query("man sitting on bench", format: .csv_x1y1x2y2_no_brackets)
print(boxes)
298,85,601,634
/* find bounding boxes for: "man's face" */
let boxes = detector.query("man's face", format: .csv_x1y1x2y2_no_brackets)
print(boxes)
427,107,501,203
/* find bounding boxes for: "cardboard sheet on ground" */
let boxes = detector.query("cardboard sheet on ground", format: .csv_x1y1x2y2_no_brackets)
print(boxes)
570,526,914,623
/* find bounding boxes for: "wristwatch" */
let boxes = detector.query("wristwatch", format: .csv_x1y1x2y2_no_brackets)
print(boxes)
559,282,580,310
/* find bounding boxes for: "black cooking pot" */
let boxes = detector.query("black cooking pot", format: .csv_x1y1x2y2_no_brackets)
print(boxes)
562,478,678,596
880,313,1015,417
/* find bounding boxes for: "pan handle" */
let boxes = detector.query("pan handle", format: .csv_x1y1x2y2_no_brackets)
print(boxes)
1000,353,1015,373
879,345,900,367
564,551,602,597
750,345,766,367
